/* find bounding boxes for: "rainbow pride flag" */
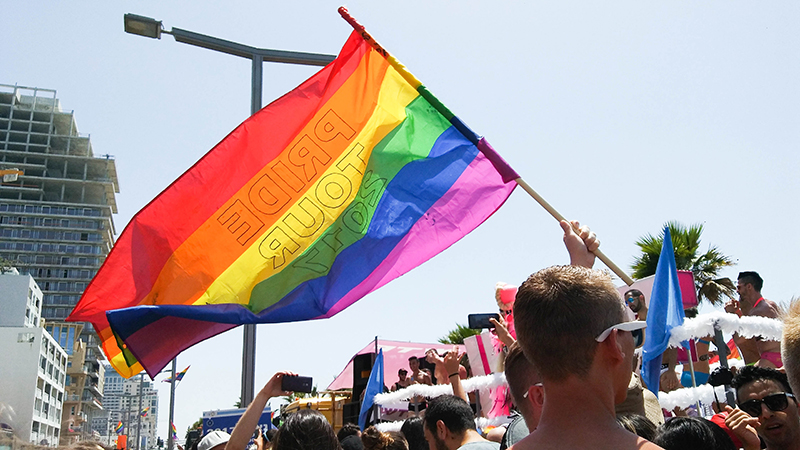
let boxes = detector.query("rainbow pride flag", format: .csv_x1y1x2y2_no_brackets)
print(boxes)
162,365,190,383
67,8,518,378
115,421,124,434
171,423,178,440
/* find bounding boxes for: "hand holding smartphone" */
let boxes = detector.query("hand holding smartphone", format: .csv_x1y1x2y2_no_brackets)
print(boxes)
281,375,313,393
468,313,500,329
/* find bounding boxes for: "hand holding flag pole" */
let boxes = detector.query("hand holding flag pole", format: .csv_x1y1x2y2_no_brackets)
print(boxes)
514,179,634,285
338,7,634,287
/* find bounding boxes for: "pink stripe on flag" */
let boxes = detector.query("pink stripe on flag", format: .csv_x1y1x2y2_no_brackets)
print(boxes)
475,334,492,375
124,317,235,375
322,151,516,318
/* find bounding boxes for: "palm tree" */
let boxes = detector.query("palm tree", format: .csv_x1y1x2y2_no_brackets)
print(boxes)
282,385,319,403
631,221,736,305
438,323,480,345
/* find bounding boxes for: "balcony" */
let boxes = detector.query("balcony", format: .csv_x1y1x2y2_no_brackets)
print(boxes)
80,395,103,411
84,382,102,397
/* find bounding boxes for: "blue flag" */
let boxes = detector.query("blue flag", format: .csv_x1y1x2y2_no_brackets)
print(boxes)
641,227,686,394
358,349,384,430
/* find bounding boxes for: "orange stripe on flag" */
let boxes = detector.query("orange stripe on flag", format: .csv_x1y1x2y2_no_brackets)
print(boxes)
137,53,390,308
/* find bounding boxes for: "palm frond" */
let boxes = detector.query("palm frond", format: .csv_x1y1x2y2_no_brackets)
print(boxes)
629,221,736,305
439,323,480,345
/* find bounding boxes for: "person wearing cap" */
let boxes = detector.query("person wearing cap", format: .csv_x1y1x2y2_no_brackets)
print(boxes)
198,430,230,450
392,368,412,391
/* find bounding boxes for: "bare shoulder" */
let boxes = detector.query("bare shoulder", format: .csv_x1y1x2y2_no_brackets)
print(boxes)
510,429,662,450
639,438,664,449
752,299,781,319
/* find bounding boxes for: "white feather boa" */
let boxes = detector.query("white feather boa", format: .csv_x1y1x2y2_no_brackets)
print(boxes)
374,372,507,408
668,312,782,347
657,359,746,410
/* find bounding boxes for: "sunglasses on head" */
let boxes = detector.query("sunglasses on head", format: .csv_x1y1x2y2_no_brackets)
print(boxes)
739,392,796,417
595,321,646,348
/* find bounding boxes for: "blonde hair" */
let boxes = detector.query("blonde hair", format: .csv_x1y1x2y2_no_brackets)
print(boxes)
782,297,800,392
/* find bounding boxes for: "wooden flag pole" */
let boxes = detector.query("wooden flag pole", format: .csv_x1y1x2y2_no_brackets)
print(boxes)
338,7,634,286
515,178,635,286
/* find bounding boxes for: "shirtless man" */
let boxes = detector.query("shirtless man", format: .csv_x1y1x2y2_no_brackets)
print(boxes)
409,356,432,385
408,355,431,415
510,220,661,450
726,271,783,368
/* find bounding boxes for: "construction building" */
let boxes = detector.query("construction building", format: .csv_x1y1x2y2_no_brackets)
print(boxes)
0,83,119,445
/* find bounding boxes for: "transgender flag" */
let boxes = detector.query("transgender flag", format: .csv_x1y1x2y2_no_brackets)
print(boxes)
68,8,518,378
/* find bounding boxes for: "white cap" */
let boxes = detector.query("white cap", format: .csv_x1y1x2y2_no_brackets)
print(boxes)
198,430,230,450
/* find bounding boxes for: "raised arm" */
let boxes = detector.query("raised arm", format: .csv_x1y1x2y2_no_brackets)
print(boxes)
228,372,295,450
489,314,516,348
443,347,468,402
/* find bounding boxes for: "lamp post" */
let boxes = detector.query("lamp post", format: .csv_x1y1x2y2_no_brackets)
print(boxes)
137,373,144,450
123,12,335,412
168,358,177,450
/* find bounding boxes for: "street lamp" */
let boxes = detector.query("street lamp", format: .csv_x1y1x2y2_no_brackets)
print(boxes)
123,14,162,39
123,13,335,122
123,11,336,446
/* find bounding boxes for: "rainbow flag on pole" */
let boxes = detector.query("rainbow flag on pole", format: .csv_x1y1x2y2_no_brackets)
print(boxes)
162,366,190,383
115,421,124,434
67,8,518,378
171,423,178,440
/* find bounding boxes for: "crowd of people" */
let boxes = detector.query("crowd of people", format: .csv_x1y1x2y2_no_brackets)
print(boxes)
121,220,800,450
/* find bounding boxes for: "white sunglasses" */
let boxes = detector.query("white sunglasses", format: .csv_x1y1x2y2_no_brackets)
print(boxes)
595,321,647,347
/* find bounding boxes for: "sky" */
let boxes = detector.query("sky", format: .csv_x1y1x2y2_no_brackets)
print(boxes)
3,0,800,441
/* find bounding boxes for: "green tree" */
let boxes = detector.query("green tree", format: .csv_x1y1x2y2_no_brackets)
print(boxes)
185,418,203,448
282,385,319,403
0,256,15,274
438,324,480,345
631,221,736,305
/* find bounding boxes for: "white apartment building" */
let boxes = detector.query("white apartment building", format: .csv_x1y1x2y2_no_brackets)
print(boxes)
0,268,42,328
96,367,159,450
0,271,67,447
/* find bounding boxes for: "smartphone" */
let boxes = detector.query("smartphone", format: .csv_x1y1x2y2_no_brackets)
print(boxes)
468,313,499,329
281,375,313,393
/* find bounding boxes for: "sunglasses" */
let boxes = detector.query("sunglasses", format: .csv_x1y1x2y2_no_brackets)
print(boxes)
625,297,637,304
739,392,796,417
522,383,543,399
595,321,647,348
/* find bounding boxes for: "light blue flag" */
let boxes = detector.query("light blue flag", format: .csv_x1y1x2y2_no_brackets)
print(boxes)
359,349,384,431
641,227,686,394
